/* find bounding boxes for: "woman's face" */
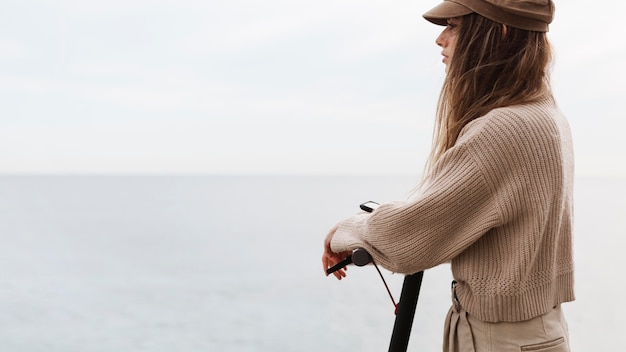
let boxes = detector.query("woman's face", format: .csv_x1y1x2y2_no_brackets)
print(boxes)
436,17,462,72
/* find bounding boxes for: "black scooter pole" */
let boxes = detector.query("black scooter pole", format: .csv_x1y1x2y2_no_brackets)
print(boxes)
326,251,424,352
326,202,425,352
388,271,424,352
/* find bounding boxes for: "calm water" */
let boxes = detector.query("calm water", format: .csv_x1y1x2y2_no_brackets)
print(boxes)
0,175,623,351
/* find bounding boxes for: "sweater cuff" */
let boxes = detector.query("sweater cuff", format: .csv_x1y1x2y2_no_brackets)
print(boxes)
330,212,370,253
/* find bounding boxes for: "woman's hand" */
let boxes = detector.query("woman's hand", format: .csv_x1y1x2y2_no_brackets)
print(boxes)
322,223,352,280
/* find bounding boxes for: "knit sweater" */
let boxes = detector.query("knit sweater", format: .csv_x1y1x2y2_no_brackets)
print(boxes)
330,97,575,323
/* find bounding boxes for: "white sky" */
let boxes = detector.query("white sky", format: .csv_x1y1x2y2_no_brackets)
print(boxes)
1,0,624,176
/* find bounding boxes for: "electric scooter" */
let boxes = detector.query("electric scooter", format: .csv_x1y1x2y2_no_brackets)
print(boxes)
326,202,424,352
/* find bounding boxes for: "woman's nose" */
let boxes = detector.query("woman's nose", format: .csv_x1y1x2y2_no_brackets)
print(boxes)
436,31,446,48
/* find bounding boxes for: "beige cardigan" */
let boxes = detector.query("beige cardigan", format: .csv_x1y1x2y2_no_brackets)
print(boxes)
330,98,575,323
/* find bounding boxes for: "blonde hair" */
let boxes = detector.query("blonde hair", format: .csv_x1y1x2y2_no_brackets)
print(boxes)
423,13,553,180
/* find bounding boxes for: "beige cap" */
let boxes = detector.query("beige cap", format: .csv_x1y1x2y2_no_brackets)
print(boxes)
423,0,555,32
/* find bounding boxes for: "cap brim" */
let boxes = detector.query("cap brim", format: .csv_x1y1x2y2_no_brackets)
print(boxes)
423,1,473,26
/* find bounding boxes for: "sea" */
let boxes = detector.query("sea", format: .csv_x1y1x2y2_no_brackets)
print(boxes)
0,174,623,351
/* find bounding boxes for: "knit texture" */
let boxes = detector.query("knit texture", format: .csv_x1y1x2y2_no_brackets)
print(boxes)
330,97,575,322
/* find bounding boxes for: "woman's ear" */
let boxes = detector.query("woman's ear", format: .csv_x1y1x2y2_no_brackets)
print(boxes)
502,24,508,37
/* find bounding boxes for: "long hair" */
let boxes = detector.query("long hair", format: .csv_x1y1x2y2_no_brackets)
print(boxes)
423,13,553,180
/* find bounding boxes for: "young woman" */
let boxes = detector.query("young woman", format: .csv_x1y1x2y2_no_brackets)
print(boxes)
322,0,574,351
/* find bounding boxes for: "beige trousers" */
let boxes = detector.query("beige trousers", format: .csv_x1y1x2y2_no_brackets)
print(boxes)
443,302,570,352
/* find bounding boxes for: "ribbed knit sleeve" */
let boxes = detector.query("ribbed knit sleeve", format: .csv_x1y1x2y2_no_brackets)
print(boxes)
329,98,575,322
330,141,501,274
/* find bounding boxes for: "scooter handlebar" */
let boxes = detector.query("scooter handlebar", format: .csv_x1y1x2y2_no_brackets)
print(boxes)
352,248,373,266
326,248,372,275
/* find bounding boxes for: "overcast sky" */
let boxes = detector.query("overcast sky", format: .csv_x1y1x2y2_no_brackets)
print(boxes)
1,0,624,176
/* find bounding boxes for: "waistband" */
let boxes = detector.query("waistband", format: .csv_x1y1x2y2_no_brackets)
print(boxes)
451,280,462,312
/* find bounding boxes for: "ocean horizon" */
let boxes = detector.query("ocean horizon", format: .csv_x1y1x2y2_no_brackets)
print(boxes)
0,174,623,351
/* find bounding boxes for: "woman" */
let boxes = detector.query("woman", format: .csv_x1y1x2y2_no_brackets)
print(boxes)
322,0,574,351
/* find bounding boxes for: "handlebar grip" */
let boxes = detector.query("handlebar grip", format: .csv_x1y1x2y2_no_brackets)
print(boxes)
326,248,372,275
326,255,352,275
